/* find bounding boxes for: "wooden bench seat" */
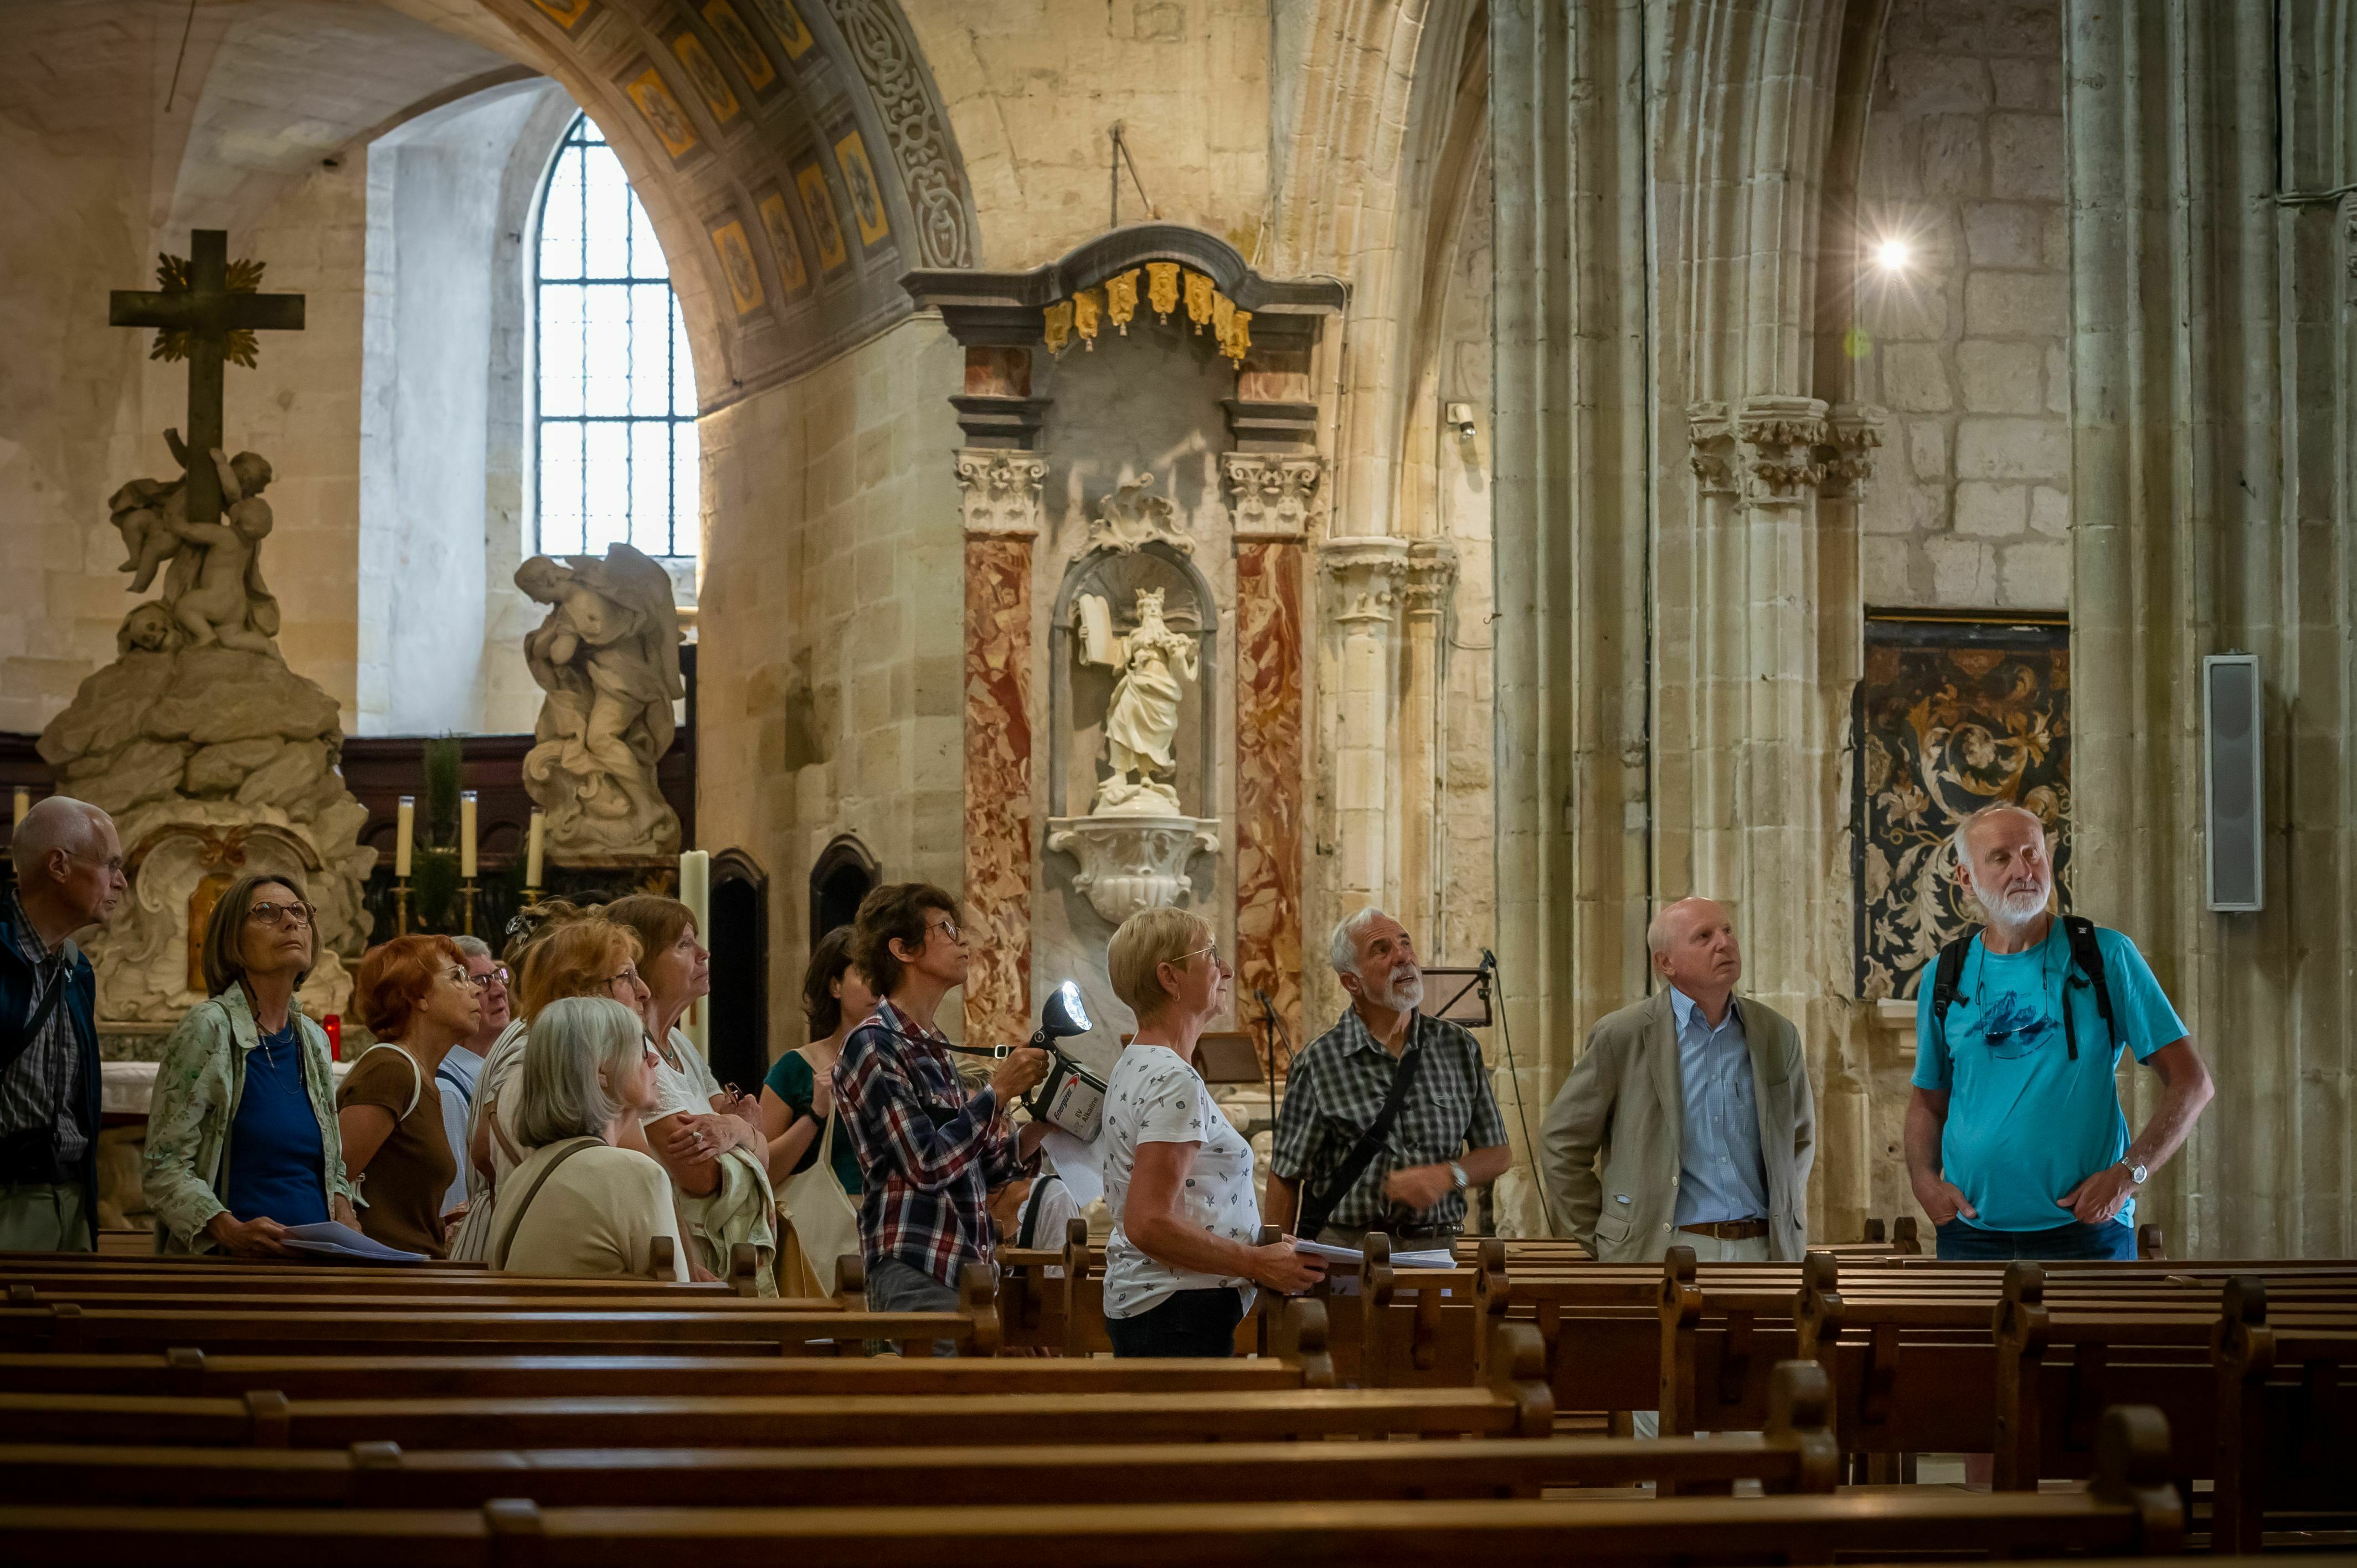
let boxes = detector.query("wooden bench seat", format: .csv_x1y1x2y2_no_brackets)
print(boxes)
2214,1278,2357,1551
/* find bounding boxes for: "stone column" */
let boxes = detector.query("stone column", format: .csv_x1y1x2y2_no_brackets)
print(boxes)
956,447,1046,1051
1320,538,1409,917
1398,540,1458,943
1224,451,1322,1058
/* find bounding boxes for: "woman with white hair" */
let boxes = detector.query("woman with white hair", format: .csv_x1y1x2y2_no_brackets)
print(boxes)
493,995,685,1280
1096,907,1323,1357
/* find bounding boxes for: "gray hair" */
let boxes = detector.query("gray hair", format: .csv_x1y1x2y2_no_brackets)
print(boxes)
1328,906,1390,975
9,795,110,879
513,996,643,1147
1950,803,2045,870
451,935,494,962
1645,896,1726,957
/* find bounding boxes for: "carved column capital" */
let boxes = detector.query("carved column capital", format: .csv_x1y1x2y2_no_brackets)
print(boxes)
1222,452,1328,540
1686,396,1831,506
1320,535,1411,626
1401,538,1458,620
1816,402,1888,502
954,448,1046,537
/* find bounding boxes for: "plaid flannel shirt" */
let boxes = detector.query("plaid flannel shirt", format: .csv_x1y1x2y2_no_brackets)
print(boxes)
1272,1005,1509,1232
832,998,1033,1287
1,886,90,1174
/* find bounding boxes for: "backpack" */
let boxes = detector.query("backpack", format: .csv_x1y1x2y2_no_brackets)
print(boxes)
1929,913,2118,1062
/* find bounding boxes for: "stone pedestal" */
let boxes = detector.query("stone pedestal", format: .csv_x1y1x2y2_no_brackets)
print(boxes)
1044,814,1221,927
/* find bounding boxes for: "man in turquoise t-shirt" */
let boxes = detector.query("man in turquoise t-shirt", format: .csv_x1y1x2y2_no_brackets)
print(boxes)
1907,804,2214,1261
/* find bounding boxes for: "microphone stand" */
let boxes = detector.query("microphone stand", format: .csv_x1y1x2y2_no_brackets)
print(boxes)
1255,987,1282,1131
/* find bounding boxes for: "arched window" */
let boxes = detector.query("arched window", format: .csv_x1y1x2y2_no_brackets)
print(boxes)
534,112,698,559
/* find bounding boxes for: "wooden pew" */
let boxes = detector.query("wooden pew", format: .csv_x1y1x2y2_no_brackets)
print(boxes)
2213,1276,2357,1552
2,1242,773,1297
0,1359,1836,1509
0,1402,2185,1568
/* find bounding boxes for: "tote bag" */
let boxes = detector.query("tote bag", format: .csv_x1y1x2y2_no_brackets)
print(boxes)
780,1088,861,1296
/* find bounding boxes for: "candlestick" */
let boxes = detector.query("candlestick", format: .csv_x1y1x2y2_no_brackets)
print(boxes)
525,808,545,893
394,796,415,878
460,878,477,936
678,849,710,1056
459,790,478,879
11,789,27,830
394,878,411,938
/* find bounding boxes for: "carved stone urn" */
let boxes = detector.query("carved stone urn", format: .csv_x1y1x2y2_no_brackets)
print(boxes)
1046,814,1220,927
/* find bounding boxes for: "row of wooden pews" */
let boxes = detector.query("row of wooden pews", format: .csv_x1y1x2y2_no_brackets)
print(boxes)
0,1238,2199,1565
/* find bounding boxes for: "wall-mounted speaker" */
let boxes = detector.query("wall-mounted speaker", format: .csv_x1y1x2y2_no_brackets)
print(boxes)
2202,653,2263,912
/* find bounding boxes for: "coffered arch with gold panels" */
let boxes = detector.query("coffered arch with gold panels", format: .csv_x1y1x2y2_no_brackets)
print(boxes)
480,0,978,412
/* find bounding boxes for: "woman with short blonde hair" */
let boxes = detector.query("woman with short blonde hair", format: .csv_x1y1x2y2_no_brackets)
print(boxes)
1095,909,1322,1356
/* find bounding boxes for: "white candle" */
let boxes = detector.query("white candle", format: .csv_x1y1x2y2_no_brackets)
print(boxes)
526,809,545,889
394,796,415,878
460,791,478,878
678,849,711,1055
11,790,27,830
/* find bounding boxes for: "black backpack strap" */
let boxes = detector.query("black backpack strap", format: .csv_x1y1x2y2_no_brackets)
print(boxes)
2059,915,2118,1060
1297,1037,1426,1240
1928,930,1977,1054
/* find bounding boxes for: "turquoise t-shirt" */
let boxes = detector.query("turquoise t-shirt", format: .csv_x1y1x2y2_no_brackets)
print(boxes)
1912,921,2185,1234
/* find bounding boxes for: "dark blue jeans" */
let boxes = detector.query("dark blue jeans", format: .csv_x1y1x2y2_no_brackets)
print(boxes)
1934,1217,2135,1261
1105,1287,1245,1358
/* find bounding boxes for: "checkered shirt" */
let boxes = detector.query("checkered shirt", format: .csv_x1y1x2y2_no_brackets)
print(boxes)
832,998,1034,1288
1272,1005,1508,1232
1,887,86,1166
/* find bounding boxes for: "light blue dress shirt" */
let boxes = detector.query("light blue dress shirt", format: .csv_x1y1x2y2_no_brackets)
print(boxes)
1669,987,1771,1225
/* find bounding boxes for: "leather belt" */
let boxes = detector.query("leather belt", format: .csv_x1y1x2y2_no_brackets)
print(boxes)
1678,1218,1768,1240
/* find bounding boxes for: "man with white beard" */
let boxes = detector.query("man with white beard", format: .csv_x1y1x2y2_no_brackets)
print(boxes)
1907,803,2214,1261
1266,909,1511,1249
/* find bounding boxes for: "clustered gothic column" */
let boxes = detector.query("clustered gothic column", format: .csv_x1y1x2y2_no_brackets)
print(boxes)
1224,448,1323,1055
1319,538,1410,919
1397,540,1458,942
955,433,1047,1051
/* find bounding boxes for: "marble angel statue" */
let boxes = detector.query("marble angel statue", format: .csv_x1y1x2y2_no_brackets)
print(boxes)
106,435,283,656
516,542,685,856
1074,585,1197,816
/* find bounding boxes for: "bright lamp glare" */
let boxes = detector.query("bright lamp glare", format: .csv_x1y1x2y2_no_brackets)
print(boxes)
1875,239,1911,272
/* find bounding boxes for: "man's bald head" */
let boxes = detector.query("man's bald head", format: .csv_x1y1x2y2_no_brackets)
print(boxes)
1646,896,1744,1005
1646,898,1729,957
9,795,125,940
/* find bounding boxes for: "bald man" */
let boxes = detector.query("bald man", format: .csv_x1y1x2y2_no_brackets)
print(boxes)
1539,898,1814,1266
2,795,126,1250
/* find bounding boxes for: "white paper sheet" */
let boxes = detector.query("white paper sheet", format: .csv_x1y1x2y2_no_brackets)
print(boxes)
1290,1239,1455,1270
1038,1128,1106,1210
277,1220,429,1265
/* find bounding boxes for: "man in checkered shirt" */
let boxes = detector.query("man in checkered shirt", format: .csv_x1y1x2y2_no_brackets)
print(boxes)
1268,908,1512,1247
832,881,1051,1316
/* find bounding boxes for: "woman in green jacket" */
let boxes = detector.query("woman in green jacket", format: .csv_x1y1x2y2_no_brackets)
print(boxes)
142,871,359,1255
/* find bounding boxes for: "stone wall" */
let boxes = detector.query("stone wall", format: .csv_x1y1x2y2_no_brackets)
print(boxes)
694,316,967,1053
1857,0,2070,610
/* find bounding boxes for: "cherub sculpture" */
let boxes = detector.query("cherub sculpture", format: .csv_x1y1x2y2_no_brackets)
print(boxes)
103,436,282,656
1074,585,1198,816
516,542,685,857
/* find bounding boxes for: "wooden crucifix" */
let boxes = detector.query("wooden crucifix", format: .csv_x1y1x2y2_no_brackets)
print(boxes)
109,229,305,530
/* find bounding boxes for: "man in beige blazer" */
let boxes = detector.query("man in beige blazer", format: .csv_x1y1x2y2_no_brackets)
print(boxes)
1540,898,1814,1265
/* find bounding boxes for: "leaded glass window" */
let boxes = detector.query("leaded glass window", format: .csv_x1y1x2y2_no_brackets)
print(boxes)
534,112,698,559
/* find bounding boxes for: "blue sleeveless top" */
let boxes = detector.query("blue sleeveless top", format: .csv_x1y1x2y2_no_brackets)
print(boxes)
222,1022,330,1226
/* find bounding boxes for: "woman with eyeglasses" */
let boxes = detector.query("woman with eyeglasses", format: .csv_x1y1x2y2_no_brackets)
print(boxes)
338,935,480,1258
1097,907,1324,1356
434,935,511,1218
446,912,654,1263
143,874,362,1256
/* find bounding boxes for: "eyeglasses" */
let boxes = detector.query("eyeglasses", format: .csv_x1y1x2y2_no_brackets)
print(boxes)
927,916,963,943
1176,942,1226,970
469,967,511,990
246,900,316,929
604,966,643,989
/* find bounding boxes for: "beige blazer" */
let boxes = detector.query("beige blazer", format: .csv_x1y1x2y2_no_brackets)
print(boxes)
1538,991,1815,1263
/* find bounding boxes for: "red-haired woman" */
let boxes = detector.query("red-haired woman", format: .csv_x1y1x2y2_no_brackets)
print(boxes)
340,934,480,1257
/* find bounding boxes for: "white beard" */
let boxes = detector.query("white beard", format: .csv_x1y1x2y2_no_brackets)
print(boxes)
1970,866,2051,930
1370,968,1425,1013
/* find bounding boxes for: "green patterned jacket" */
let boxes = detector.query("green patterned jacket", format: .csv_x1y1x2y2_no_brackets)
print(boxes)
141,984,358,1252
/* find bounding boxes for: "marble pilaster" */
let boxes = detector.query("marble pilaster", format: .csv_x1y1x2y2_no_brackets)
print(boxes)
957,448,1045,1050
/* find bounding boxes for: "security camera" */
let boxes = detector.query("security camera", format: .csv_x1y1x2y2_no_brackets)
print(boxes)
1446,401,1476,441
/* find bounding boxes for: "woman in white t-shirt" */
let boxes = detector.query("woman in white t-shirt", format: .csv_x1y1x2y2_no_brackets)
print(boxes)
1099,909,1325,1356
496,994,687,1280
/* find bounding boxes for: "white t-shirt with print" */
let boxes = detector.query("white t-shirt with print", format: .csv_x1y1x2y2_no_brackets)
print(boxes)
644,1027,723,1125
1100,1042,1260,1322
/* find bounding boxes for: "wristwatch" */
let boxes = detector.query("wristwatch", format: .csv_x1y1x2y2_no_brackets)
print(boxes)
1448,1161,1469,1193
2122,1158,2148,1185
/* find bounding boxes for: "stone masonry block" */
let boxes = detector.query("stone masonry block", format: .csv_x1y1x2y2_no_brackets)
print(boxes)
1989,56,2061,111
1964,203,2044,268
1921,115,1985,199
1998,540,2068,607
1886,54,1993,116
2045,343,2070,412
1926,535,1998,604
1955,417,2070,480
1862,536,1917,606
1956,340,2045,412
2030,486,2070,536
1954,481,2028,537
1907,419,1949,479
1964,270,2066,337
1881,342,1953,412
1989,114,2064,201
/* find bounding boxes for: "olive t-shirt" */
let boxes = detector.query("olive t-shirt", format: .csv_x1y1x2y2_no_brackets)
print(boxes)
338,1045,459,1258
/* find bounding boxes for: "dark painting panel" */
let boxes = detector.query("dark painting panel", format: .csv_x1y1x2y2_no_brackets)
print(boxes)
1854,616,2070,999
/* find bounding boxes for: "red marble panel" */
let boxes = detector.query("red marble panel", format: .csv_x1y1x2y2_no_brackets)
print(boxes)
1234,539,1305,1064
963,535,1033,1049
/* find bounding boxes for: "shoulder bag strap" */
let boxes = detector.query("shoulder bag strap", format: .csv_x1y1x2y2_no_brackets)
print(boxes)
351,1042,423,1120
1298,1037,1427,1240
491,1137,603,1270
1928,930,1977,1054
0,961,69,1081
